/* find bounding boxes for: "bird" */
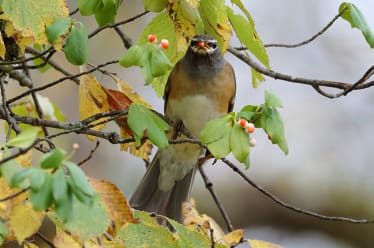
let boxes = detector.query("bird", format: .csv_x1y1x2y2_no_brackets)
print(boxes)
129,34,236,222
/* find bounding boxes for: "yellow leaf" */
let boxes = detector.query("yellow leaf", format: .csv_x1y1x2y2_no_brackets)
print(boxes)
89,178,137,229
222,229,243,246
9,203,44,244
79,72,110,141
248,239,283,248
0,178,29,219
182,199,225,242
0,33,6,59
114,76,152,108
119,128,153,161
15,150,33,168
1,0,69,51
53,226,82,248
23,242,39,248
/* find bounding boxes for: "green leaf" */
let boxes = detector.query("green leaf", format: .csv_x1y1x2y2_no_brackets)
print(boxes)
201,114,235,159
143,0,168,12
29,169,46,191
149,45,172,77
8,167,31,189
339,2,374,48
77,0,101,16
116,220,177,247
207,129,231,159
0,221,8,246
165,217,227,248
6,126,40,148
251,67,265,88
230,123,250,165
63,161,95,204
265,89,283,108
30,172,53,211
261,106,288,155
198,0,232,51
227,7,269,67
46,17,72,43
40,148,66,169
127,103,169,149
49,196,109,239
119,45,148,67
200,114,233,144
64,23,88,65
53,168,72,222
94,0,121,26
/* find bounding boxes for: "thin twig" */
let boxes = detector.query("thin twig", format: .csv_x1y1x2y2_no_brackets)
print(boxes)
0,47,54,66
198,164,234,232
265,11,343,48
0,78,22,135
221,158,374,224
0,139,40,165
35,232,56,248
78,141,100,166
7,60,119,104
0,187,29,202
113,26,134,49
26,47,79,84
31,91,49,136
89,11,149,39
227,46,374,98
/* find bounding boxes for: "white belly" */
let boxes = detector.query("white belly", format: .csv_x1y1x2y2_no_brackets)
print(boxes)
158,94,222,191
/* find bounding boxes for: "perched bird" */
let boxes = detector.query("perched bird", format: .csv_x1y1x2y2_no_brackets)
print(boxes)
129,34,236,222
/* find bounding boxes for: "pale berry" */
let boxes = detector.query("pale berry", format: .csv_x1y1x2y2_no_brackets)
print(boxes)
72,143,80,150
148,34,157,43
159,39,169,49
245,123,255,134
238,119,248,128
249,138,257,147
25,103,33,112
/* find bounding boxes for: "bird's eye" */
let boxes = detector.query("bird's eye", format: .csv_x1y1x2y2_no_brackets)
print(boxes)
207,41,217,49
190,40,198,47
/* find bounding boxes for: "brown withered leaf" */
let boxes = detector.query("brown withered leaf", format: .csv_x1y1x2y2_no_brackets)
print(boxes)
102,78,153,161
89,177,138,230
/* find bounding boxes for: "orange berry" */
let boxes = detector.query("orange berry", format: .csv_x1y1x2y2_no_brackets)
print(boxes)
148,34,157,43
245,123,255,134
238,119,247,128
159,39,169,49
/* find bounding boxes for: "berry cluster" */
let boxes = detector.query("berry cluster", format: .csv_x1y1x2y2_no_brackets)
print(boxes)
238,119,256,147
148,34,169,49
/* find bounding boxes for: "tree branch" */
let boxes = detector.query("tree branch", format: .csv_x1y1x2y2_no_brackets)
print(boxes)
227,46,374,98
7,60,118,104
88,11,149,39
221,158,374,224
198,164,234,232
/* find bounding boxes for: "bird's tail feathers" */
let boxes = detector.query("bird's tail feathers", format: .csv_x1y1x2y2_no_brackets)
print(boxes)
129,153,196,222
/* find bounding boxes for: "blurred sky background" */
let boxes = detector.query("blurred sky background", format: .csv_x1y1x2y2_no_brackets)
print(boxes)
6,0,374,247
